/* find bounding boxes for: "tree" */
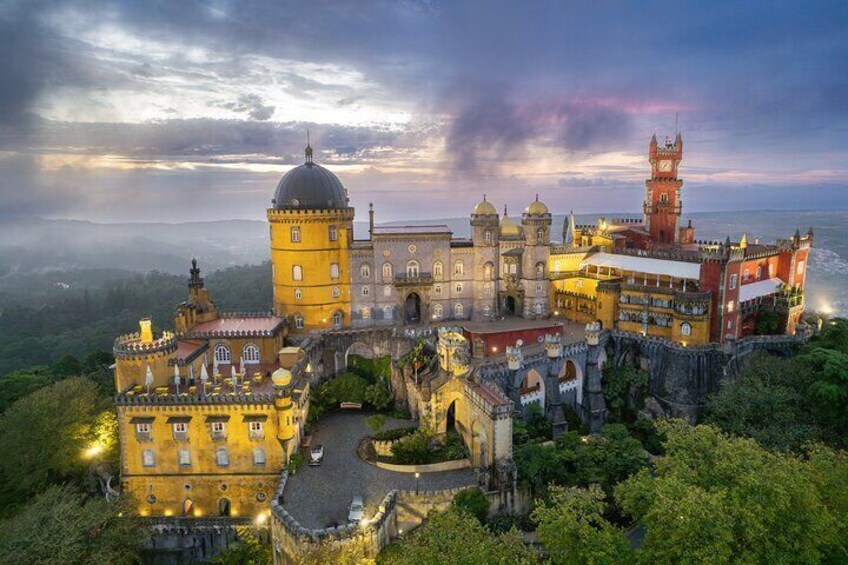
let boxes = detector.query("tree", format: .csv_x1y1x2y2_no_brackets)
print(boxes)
798,347,848,442
321,373,369,406
452,487,490,524
52,353,83,378
0,378,115,506
0,484,141,565
615,421,843,564
0,366,53,412
298,536,375,565
212,527,271,565
754,308,781,335
366,414,387,436
365,375,393,411
533,485,632,565
601,365,648,423
376,508,538,565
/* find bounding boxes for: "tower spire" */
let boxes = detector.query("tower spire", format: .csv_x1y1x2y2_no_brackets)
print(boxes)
305,129,313,166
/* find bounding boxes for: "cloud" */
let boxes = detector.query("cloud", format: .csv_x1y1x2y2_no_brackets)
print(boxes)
214,94,276,121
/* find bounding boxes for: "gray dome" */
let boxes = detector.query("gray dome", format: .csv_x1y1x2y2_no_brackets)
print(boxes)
272,153,349,210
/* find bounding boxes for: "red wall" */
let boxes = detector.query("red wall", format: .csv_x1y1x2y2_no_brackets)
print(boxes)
464,323,564,358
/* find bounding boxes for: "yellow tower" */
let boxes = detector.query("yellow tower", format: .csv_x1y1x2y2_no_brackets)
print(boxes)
268,141,353,331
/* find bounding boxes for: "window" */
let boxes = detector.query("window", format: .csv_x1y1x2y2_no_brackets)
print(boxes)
332,311,343,328
293,265,303,281
796,260,805,275
178,448,191,467
575,279,583,289
484,230,492,243
383,285,391,297
454,303,464,317
536,283,543,293
332,286,340,298
742,269,750,282
360,264,371,278
214,343,231,364
383,306,393,319
483,305,492,316
330,263,340,279
484,263,493,280
729,274,737,290
211,421,227,439
362,307,371,319
433,261,444,278
294,315,304,329
756,266,762,279
142,449,155,467
660,193,669,203
434,303,443,318
727,320,734,330
329,225,338,241
727,301,734,313
483,282,491,295
537,228,545,243
681,322,692,336
554,261,561,272
434,284,442,295
406,260,420,277
294,288,302,300
536,262,545,278
382,263,393,278
253,447,266,467
534,303,543,315
290,227,301,243
172,422,188,441
769,264,775,277
136,422,152,440
455,282,463,294
507,262,517,275
216,447,229,467
454,260,464,275
362,286,369,297
248,421,264,439
242,344,260,364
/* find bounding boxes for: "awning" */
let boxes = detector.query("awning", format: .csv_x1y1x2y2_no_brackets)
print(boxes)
739,278,784,303
243,415,268,422
204,415,231,423
130,417,155,424
581,252,701,279
166,416,192,423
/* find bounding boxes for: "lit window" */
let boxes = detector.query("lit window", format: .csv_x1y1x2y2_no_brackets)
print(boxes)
330,263,340,279
172,422,188,441
216,447,229,467
248,421,264,439
769,264,775,277
178,448,191,467
362,286,369,297
455,283,463,294
214,343,231,364
382,263,392,278
454,260,464,275
383,285,391,297
484,230,492,243
681,322,692,336
211,421,226,439
360,264,371,278
290,227,301,243
509,263,517,275
329,225,338,241
434,303,443,318
743,269,750,282
433,261,444,278
756,266,762,279
253,447,266,467
483,305,492,316
729,274,737,290
727,301,734,313
332,286,340,298
294,315,304,329
553,261,561,272
332,311,343,328
406,261,420,277
362,307,371,319
294,288,302,300
454,303,464,317
142,449,155,467
484,263,493,280
796,260,805,274
293,265,303,281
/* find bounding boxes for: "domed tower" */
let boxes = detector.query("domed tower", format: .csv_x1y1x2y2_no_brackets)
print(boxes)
268,139,354,331
521,195,552,319
271,367,296,459
471,195,499,320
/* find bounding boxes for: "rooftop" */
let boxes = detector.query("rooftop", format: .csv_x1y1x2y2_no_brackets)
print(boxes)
582,251,702,280
371,225,452,236
183,315,286,338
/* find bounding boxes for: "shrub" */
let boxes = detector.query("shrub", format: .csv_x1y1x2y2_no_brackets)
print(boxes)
452,487,490,524
373,426,417,442
391,430,433,464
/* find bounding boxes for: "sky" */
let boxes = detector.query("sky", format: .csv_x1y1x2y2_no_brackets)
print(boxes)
0,0,846,223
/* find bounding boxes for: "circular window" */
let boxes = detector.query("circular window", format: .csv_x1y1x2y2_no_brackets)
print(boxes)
256,492,267,502
408,244,417,254
290,198,300,207
184,484,192,491
146,494,157,504
220,483,229,492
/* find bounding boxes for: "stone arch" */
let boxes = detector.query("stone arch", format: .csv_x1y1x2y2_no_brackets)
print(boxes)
559,358,582,382
520,368,546,407
345,340,375,366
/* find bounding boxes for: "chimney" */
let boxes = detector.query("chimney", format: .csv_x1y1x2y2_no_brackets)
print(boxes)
369,203,375,240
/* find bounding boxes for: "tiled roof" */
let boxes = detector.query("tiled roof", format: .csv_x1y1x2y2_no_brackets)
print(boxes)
372,225,452,235
185,315,286,338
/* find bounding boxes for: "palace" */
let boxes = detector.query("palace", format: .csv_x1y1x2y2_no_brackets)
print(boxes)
113,132,812,523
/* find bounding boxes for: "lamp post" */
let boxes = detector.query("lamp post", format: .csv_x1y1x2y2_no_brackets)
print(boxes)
415,472,420,495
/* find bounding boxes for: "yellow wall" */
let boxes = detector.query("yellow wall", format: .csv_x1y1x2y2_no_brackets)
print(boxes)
268,208,353,330
548,251,587,274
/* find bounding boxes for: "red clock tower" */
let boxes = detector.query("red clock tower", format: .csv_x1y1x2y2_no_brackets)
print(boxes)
643,133,683,245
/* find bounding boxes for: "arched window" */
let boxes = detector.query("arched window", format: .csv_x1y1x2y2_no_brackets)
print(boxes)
756,266,762,279
332,286,340,298
433,261,443,278
536,262,545,278
214,343,231,364
330,263,340,279
534,303,543,315
382,263,393,279
454,303,464,317
362,286,369,297
455,282,463,294
769,263,775,277
292,265,303,281
484,230,492,243
454,260,464,275
242,344,260,364
681,322,692,336
294,288,302,300
483,304,492,316
361,307,371,319
329,225,338,241
433,303,443,318
360,264,371,278
383,306,393,319
383,285,391,297
218,498,231,517
253,447,266,466
434,284,442,295
743,268,750,281
294,315,304,329
332,311,343,328
483,282,491,295
406,260,420,277
796,260,805,274
216,447,229,467
553,261,561,272
484,262,493,280
290,227,301,243
660,193,669,203
537,228,545,243
142,449,155,467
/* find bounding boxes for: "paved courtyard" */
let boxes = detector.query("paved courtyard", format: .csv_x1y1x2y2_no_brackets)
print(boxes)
282,411,477,529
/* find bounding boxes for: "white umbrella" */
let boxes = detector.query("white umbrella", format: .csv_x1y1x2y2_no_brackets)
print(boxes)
200,363,209,395
239,356,245,376
173,364,181,394
231,364,238,392
144,365,154,394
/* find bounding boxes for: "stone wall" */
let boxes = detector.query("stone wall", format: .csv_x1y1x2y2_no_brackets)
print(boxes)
140,517,269,565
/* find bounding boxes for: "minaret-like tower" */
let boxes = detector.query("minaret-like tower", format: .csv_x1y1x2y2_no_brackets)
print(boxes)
471,195,500,320
521,195,552,319
644,133,683,246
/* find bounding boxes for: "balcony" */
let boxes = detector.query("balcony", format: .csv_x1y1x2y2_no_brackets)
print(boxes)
394,272,434,287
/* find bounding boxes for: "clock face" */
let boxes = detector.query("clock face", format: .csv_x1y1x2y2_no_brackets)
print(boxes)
658,160,673,173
